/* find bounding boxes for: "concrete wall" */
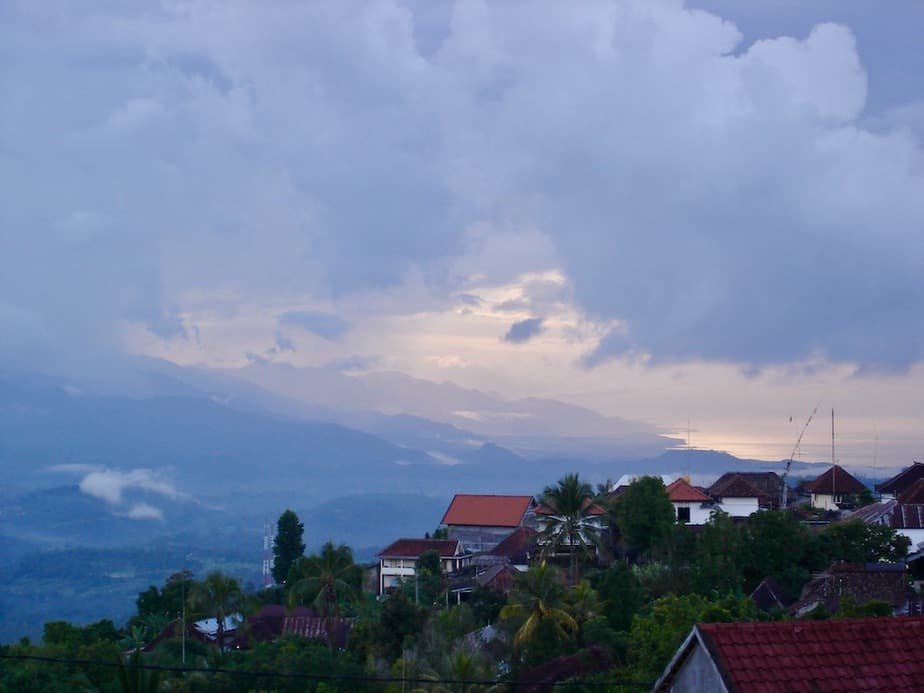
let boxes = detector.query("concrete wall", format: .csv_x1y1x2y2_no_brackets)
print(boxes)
668,642,727,692
718,497,759,518
673,501,712,525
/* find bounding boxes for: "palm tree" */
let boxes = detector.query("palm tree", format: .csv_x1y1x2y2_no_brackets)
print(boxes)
500,562,577,649
537,473,608,581
287,541,362,648
187,571,244,653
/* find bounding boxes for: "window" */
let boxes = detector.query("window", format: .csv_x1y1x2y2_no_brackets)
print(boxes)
676,506,691,524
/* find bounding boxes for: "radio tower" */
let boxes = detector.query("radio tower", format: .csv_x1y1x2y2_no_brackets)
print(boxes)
262,521,276,588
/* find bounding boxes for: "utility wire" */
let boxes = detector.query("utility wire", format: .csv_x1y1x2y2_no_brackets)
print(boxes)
0,652,649,689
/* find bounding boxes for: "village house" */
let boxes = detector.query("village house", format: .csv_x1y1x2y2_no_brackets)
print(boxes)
665,478,713,525
788,562,909,618
440,494,536,553
655,615,924,692
376,537,471,595
805,464,867,511
850,499,924,552
875,461,924,501
707,471,783,515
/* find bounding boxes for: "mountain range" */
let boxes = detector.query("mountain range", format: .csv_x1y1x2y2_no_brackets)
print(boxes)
0,361,832,642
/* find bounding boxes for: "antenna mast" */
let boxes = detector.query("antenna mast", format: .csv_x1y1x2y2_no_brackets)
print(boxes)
831,408,837,501
262,521,276,588
782,403,819,508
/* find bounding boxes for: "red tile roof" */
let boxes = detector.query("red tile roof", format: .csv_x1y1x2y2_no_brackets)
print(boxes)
665,478,712,503
377,538,461,559
693,616,924,692
805,465,867,495
876,461,924,495
441,494,535,527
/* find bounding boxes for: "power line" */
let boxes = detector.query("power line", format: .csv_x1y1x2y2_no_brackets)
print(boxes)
0,652,649,689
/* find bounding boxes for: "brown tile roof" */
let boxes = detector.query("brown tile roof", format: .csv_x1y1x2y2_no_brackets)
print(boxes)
898,478,924,505
441,494,535,527
665,478,712,503
377,538,461,559
707,471,783,507
535,498,606,516
805,465,867,495
708,473,767,501
489,526,538,560
691,616,924,692
789,562,909,616
875,461,924,495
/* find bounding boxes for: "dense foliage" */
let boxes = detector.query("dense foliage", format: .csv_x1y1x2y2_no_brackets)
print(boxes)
1,474,913,691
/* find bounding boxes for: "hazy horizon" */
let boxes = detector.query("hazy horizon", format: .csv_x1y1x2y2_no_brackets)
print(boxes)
3,1,924,470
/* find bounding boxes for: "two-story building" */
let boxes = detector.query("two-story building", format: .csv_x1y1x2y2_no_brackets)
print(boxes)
440,494,536,553
376,538,471,595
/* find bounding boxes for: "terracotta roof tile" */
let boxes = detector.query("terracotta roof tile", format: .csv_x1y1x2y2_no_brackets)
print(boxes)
897,478,924,505
377,538,461,558
805,465,867,495
441,494,534,527
665,478,712,503
875,462,924,494
695,616,924,692
708,474,767,501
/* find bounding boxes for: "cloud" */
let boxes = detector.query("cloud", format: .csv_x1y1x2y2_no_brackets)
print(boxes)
77,468,184,506
279,311,351,340
274,332,296,353
503,317,545,344
147,312,188,341
1,2,923,373
455,293,482,307
119,502,164,521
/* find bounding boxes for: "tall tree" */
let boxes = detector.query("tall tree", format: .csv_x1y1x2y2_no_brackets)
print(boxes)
741,510,824,596
187,571,243,653
612,476,675,559
272,509,306,585
691,511,746,595
538,473,608,581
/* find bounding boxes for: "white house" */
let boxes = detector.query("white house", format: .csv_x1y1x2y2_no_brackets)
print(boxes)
665,478,713,525
805,465,867,511
849,500,924,553
376,538,471,595
707,473,763,517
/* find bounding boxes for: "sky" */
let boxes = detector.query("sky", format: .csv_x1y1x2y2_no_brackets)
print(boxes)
2,0,924,471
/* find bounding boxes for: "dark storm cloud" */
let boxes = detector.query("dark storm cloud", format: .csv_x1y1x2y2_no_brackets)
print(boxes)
2,1,922,373
279,311,351,341
503,318,545,344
